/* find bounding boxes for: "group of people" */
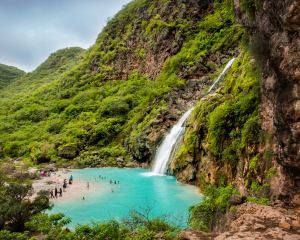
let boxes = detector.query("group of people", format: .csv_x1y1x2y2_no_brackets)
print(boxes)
109,179,120,185
49,175,74,199
95,175,120,185
49,187,62,198
45,172,122,201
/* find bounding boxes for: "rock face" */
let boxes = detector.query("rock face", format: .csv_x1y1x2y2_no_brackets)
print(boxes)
214,203,300,240
91,0,211,81
235,0,300,202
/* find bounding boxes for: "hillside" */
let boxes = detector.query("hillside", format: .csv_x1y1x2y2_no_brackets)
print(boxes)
0,63,25,89
0,47,85,99
0,0,242,168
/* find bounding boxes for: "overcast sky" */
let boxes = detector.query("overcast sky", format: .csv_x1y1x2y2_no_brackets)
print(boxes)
0,0,131,72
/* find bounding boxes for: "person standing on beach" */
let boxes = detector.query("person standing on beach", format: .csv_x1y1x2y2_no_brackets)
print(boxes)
55,188,58,198
50,189,54,198
63,182,67,191
59,188,62,197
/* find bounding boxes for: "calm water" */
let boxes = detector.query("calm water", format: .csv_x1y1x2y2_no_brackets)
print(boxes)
50,168,202,228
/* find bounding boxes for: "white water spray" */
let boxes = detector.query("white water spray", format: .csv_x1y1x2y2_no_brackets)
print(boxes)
148,58,236,176
208,58,236,93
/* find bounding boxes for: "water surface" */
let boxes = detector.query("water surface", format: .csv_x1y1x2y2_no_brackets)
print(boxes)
51,168,202,228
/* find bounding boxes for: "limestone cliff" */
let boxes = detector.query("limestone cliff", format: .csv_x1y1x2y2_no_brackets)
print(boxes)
174,0,300,238
234,0,300,203
171,0,300,206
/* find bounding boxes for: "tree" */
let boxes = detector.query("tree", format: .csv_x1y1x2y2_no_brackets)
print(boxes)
0,182,51,232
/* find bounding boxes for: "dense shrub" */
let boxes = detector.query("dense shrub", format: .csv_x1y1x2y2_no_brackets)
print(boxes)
189,185,237,232
0,181,51,232
25,209,179,239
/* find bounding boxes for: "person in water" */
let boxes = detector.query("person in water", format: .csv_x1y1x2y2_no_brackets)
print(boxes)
69,175,73,184
82,196,85,200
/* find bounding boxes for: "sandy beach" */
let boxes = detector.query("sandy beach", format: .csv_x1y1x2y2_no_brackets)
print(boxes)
32,169,106,202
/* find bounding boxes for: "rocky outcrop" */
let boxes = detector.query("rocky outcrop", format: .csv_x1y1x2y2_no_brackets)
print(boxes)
235,0,300,202
179,202,300,240
215,203,300,240
90,0,212,81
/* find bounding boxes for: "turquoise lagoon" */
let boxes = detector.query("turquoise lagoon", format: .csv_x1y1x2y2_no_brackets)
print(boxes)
50,168,202,228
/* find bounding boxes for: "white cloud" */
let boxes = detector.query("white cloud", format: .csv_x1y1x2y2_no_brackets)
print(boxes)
0,0,131,72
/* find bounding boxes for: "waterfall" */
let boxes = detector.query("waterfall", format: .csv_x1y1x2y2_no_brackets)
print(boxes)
150,109,193,175
207,58,236,93
148,58,236,176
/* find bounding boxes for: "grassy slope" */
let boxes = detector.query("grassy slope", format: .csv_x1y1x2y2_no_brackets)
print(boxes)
0,47,85,99
0,64,25,89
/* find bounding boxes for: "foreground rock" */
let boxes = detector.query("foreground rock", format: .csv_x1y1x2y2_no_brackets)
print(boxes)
180,202,300,240
215,203,300,240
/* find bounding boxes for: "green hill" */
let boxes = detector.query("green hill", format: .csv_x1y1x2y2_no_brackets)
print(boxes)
0,63,25,89
0,47,85,99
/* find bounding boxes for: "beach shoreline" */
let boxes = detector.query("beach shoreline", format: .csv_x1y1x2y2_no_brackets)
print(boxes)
32,169,105,203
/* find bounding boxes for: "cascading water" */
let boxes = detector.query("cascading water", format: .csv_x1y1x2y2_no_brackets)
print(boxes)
207,58,236,93
149,58,236,176
151,108,193,175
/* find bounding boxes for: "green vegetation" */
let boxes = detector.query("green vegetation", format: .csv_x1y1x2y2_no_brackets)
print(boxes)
174,49,261,184
0,47,85,99
0,64,25,89
24,211,179,240
0,0,242,167
189,185,237,231
240,0,261,18
0,173,51,233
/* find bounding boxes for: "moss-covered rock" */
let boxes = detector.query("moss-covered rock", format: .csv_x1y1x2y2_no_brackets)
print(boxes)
171,50,263,193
